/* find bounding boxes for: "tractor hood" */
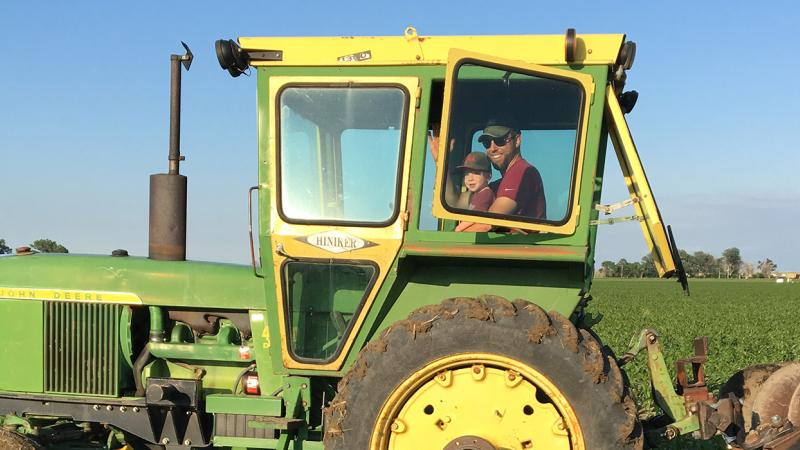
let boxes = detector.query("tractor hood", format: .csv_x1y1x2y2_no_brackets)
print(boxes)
0,253,265,309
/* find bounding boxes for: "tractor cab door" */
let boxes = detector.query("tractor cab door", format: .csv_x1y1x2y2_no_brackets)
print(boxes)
266,76,418,370
431,49,596,235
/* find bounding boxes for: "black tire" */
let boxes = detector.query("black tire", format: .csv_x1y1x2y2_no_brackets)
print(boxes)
324,295,642,450
0,428,42,450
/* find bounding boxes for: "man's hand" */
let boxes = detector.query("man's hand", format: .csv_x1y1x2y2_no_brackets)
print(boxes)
459,222,492,232
427,124,441,162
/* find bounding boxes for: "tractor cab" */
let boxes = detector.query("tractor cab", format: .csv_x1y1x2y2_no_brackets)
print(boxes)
215,28,684,373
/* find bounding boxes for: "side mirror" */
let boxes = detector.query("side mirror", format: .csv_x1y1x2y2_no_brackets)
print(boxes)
215,39,250,77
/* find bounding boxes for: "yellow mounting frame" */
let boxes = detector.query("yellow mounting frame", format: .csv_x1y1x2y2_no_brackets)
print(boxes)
267,76,419,370
605,85,676,277
431,49,595,234
240,31,625,67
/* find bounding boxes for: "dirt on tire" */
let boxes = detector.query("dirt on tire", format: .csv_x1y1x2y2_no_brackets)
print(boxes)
0,429,42,450
323,295,643,450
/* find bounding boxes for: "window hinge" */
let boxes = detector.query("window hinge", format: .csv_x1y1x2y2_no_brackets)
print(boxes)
590,215,643,226
594,197,639,215
415,86,422,109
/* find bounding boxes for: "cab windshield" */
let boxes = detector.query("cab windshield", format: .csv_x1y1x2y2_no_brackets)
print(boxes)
440,62,584,226
278,85,408,225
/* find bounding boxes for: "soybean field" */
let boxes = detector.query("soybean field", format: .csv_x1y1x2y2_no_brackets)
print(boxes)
588,278,800,449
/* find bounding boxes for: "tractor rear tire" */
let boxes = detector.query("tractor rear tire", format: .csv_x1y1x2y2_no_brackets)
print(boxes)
323,296,642,450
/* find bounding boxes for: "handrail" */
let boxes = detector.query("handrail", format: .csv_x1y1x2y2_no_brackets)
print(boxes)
248,186,264,278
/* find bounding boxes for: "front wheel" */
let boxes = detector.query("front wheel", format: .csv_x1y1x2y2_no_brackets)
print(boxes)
324,296,642,450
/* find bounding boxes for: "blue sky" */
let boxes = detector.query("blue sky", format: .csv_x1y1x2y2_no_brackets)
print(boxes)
1,1,798,270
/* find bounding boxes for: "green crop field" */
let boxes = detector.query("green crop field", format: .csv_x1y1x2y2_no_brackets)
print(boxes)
587,278,800,449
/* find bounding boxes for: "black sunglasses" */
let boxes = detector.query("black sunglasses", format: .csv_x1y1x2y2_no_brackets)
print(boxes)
480,133,513,149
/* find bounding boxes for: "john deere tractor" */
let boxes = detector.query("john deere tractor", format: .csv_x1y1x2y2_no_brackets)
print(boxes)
1,28,798,450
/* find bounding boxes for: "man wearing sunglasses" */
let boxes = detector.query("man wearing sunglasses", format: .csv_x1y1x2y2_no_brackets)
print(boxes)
473,124,546,227
429,122,546,231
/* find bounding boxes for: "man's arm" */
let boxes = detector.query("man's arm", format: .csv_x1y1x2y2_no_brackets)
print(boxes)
487,196,518,215
428,129,467,208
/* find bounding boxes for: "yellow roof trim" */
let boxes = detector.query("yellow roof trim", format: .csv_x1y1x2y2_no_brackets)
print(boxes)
239,31,625,67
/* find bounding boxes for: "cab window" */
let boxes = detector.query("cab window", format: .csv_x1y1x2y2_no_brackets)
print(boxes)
278,86,407,225
439,62,584,226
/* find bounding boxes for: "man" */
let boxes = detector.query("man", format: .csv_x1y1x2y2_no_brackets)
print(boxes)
478,124,546,219
429,122,546,231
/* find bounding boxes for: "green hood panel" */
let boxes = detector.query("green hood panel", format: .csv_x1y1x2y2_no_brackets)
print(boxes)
0,254,266,309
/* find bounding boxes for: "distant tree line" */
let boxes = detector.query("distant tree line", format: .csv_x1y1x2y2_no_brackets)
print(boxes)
598,247,779,279
0,238,69,254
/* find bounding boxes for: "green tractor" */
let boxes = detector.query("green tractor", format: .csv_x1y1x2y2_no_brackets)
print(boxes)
1,28,798,450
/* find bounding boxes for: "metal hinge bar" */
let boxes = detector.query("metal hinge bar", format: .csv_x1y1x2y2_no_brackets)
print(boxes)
594,197,639,215
590,215,643,226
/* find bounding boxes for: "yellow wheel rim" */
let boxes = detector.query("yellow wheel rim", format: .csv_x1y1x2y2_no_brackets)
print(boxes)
371,353,584,450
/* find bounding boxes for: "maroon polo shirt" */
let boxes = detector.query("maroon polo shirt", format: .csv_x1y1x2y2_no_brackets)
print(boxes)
489,157,546,219
468,186,495,212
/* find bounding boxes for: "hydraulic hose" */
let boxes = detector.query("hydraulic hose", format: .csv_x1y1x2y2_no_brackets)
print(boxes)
133,345,152,397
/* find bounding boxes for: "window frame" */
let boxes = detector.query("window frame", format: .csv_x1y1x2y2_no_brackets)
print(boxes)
432,49,596,235
280,257,380,364
275,82,411,227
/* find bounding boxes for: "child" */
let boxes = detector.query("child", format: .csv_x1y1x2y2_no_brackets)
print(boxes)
455,151,495,232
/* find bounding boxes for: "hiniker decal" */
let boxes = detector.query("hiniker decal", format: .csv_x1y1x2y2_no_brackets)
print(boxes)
298,230,377,254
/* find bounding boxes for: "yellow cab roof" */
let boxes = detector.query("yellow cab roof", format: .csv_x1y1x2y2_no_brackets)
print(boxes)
239,28,626,67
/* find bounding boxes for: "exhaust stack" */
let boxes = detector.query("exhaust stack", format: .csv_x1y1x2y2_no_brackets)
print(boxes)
149,42,193,261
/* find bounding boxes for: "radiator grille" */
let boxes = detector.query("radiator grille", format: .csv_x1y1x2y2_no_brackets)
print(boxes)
44,302,122,396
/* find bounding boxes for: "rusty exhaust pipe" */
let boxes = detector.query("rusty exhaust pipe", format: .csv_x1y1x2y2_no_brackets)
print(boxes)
149,42,193,261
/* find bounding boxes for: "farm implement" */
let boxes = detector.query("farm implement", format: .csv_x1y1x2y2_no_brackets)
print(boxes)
1,28,798,449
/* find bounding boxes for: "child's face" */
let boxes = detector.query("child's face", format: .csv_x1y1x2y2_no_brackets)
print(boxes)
463,169,490,192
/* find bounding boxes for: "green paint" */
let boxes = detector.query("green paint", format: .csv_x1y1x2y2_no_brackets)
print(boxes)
142,359,248,394
206,394,283,416
0,254,265,309
0,299,43,392
647,338,689,421
212,436,279,448
148,342,254,362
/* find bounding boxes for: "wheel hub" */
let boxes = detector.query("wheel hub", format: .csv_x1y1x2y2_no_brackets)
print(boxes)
443,435,496,450
382,361,575,450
